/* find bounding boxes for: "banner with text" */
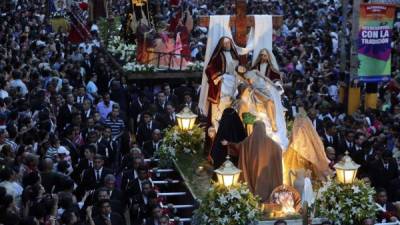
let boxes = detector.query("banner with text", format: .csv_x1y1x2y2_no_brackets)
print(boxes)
358,4,396,82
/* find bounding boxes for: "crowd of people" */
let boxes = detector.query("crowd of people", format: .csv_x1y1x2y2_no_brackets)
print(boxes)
0,0,399,224
271,0,400,223
0,0,198,225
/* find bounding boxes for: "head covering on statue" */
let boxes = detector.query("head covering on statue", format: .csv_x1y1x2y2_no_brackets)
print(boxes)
205,37,240,131
211,107,246,169
251,48,281,82
206,36,240,103
209,37,239,63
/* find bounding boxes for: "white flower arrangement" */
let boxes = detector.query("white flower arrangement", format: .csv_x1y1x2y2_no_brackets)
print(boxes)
154,145,176,168
192,183,261,225
186,61,204,72
123,62,155,73
162,125,204,155
154,125,205,168
314,179,377,225
51,11,67,18
108,35,137,62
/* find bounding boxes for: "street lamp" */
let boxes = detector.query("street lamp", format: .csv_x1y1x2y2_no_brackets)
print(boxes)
334,151,360,184
176,107,197,131
214,156,241,188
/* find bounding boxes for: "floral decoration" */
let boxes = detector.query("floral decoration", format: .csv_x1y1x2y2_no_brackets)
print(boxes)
186,61,204,72
162,125,204,155
107,35,156,72
123,62,155,72
51,11,67,18
98,17,121,47
192,183,262,225
154,145,176,169
314,179,376,225
108,35,137,62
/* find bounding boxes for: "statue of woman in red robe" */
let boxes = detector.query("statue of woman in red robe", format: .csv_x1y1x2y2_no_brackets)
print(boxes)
205,37,240,130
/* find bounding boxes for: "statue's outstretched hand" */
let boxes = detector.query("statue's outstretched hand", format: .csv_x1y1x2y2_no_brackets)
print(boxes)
213,76,223,85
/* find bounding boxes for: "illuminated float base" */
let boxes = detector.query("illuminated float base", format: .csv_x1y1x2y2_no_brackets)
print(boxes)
257,218,326,225
257,220,302,225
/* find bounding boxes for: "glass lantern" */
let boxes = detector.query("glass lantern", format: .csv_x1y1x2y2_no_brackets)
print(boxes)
334,151,360,184
214,156,241,188
176,107,197,131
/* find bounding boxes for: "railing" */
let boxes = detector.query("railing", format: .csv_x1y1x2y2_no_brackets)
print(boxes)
145,50,190,71
118,47,191,72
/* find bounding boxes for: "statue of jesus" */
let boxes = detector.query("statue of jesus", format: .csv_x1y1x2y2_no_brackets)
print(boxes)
242,67,278,132
235,67,289,150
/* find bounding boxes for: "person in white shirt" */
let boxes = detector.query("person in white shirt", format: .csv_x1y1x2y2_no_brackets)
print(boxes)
86,74,98,101
0,88,8,99
0,77,9,99
79,41,94,55
328,83,339,102
0,167,23,208
330,32,338,54
9,71,28,96
96,93,115,120
91,22,99,33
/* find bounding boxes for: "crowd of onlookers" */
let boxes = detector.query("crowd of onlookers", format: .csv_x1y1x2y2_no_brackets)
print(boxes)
265,0,400,223
0,0,199,225
0,0,400,224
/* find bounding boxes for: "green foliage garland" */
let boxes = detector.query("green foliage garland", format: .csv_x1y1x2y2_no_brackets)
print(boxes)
242,112,257,125
97,17,121,47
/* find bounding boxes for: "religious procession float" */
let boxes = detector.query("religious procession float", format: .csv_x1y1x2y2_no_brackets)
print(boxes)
89,0,400,224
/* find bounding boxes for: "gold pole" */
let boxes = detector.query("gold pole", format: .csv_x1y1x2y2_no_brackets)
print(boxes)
365,93,378,110
364,83,378,110
347,86,360,115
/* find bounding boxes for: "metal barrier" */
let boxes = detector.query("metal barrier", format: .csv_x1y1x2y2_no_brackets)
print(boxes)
121,47,191,71
145,49,190,71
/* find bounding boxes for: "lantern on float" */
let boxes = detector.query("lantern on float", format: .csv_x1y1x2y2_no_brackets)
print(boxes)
176,107,197,131
214,156,241,188
334,151,360,184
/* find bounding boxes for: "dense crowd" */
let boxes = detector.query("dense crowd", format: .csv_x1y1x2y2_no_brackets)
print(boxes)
0,0,399,225
270,0,400,223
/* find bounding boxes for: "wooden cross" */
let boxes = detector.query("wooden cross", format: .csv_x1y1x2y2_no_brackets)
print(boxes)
199,0,283,48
